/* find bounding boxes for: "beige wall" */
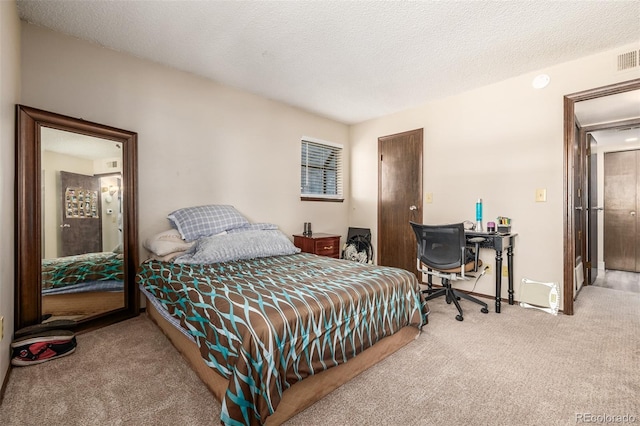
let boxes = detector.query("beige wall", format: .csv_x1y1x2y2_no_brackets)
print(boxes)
350,42,640,305
41,150,95,258
0,0,20,389
20,24,351,259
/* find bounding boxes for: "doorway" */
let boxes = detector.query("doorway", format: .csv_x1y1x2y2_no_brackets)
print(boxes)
377,129,423,274
564,79,640,314
603,149,640,272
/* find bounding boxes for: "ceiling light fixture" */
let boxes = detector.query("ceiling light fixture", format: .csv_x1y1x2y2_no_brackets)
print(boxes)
532,74,550,89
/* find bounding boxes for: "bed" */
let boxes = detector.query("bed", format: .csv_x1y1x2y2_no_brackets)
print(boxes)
41,251,124,316
137,205,429,425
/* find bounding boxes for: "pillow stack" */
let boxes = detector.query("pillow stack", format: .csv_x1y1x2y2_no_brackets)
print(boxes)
146,205,282,261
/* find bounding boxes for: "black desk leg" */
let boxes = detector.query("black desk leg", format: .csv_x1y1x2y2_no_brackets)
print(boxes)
507,246,514,305
495,250,503,313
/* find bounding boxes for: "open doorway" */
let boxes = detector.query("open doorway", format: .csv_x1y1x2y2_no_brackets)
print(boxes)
564,79,640,314
583,124,640,288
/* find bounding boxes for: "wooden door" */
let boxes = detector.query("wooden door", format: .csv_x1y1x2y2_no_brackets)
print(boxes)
378,129,423,275
604,149,639,272
60,171,102,256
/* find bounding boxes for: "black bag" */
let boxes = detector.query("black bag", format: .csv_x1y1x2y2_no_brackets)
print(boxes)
341,227,374,264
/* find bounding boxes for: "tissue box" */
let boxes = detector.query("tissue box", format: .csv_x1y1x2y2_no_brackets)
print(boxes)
497,225,511,233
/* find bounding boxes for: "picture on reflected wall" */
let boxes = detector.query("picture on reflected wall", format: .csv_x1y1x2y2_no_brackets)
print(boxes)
65,187,99,219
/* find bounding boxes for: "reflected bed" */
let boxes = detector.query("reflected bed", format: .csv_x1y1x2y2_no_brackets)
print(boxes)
41,251,124,317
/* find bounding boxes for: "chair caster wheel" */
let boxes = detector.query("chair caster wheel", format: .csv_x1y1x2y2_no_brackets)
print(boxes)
455,315,463,321
446,299,452,304
481,308,489,314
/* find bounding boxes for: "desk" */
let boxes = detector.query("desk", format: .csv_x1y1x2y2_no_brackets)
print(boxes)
465,231,517,313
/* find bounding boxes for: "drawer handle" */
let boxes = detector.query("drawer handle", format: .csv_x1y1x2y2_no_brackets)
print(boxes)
323,246,333,250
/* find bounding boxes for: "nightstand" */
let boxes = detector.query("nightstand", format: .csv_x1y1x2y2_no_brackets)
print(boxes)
293,233,341,258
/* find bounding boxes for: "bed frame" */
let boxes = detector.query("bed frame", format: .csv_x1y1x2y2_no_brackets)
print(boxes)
146,297,421,424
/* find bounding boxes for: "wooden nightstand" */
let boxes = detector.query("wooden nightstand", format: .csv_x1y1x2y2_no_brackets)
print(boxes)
293,233,341,258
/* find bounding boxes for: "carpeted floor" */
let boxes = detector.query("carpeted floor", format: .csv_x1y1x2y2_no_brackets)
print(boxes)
1,285,638,425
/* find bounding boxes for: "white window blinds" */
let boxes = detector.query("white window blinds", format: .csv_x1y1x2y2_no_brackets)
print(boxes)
300,138,343,201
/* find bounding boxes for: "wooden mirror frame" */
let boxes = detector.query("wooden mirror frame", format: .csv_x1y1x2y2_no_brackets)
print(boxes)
15,105,139,331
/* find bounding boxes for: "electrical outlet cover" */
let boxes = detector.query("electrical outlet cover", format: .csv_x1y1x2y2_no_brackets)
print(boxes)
535,188,547,202
425,193,433,204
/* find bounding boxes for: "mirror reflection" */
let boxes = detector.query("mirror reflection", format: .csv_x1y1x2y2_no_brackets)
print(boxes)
41,127,125,321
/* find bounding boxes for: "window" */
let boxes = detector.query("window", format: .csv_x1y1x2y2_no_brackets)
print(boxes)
300,137,343,201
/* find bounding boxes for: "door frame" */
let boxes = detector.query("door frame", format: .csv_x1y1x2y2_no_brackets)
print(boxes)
563,78,640,315
582,118,640,281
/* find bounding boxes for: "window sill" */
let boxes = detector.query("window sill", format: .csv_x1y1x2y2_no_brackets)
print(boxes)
300,197,344,202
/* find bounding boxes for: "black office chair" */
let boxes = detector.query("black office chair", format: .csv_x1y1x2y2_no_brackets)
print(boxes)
410,222,489,321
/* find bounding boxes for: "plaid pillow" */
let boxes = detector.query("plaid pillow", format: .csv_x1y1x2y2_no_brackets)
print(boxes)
167,205,249,242
227,222,279,233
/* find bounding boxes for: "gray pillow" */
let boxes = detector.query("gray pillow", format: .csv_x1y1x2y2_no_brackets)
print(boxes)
175,230,300,264
167,205,249,242
227,222,279,233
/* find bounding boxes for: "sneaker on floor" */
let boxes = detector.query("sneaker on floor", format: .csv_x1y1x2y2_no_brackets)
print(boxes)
14,319,77,339
11,330,77,366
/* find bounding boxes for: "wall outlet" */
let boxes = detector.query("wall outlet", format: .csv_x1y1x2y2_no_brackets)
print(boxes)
502,266,509,277
535,188,547,202
425,192,433,204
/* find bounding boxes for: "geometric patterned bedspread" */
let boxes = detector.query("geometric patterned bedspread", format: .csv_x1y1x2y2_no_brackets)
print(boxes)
41,251,124,290
136,252,428,425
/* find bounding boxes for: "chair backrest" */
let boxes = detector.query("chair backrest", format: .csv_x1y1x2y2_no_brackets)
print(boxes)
410,222,466,270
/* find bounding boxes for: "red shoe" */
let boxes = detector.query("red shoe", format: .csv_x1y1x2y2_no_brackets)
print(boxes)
11,330,76,366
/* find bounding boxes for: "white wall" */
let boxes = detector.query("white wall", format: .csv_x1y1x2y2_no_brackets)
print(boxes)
0,0,20,390
350,42,640,305
20,24,351,259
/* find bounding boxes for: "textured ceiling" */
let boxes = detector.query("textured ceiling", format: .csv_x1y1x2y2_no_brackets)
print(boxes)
42,127,122,160
16,0,640,124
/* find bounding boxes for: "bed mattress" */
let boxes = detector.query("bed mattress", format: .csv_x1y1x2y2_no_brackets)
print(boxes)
137,252,427,425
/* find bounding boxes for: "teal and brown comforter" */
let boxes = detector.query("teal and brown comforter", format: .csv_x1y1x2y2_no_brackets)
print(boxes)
42,252,124,290
137,253,427,425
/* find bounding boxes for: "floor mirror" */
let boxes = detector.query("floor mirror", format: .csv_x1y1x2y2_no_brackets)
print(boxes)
16,105,139,332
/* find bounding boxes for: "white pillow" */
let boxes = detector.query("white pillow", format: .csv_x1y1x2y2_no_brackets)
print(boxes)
144,229,194,256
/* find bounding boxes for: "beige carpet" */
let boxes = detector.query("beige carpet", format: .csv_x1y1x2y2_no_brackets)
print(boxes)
1,285,638,425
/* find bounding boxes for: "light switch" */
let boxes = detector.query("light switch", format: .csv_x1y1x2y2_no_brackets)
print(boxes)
425,193,433,204
535,188,547,202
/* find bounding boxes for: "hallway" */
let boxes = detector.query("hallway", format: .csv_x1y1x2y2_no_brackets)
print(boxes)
592,270,640,294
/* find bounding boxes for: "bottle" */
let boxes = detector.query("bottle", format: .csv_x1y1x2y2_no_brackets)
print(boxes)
475,198,483,232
